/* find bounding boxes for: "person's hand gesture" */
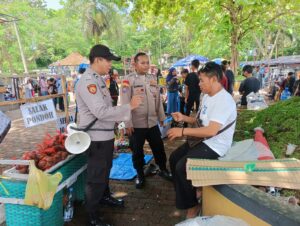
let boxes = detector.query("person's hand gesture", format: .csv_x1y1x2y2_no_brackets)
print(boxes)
167,128,182,141
126,127,134,136
130,95,142,110
171,112,184,122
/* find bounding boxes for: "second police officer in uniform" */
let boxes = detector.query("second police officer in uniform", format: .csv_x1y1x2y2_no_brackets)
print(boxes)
121,52,172,189
76,44,142,226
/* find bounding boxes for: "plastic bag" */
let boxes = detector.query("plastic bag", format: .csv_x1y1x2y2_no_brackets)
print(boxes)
24,161,62,210
246,92,268,110
175,215,249,226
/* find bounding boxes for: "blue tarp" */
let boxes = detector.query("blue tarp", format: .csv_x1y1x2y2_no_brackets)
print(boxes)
109,153,153,180
212,58,225,65
172,55,209,67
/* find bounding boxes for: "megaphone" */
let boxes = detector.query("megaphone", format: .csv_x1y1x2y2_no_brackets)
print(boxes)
65,123,91,154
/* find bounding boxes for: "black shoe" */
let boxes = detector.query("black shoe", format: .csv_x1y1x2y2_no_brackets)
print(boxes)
158,169,173,181
87,215,111,226
135,174,145,189
143,163,159,177
100,195,124,207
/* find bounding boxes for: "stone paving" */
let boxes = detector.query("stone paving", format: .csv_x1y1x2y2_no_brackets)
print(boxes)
0,107,186,226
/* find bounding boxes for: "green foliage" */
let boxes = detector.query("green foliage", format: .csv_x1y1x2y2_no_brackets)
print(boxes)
234,97,300,159
0,0,299,74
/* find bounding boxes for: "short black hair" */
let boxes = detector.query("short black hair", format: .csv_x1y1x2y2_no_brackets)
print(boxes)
199,61,223,81
181,69,189,74
288,72,294,76
49,77,55,82
242,65,253,74
191,59,200,69
134,52,148,62
221,64,226,73
78,68,86,74
221,60,228,65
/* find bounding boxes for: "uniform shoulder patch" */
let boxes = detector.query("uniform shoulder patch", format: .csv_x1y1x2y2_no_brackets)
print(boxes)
122,80,130,87
87,84,97,94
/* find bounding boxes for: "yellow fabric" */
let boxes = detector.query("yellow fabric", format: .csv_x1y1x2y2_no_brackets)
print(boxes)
24,161,62,210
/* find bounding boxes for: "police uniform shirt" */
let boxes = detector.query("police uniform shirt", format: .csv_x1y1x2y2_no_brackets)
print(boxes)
76,68,131,141
120,73,165,128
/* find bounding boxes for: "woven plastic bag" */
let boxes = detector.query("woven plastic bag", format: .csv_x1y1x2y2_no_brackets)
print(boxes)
24,161,62,210
175,215,249,226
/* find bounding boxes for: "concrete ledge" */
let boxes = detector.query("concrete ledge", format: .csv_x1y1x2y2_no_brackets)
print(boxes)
203,185,300,226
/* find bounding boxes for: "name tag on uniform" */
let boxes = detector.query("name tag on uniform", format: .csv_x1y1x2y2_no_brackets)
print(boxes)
134,87,144,95
149,80,157,87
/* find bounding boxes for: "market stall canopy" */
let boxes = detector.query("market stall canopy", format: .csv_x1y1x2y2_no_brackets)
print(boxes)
50,52,89,67
172,54,209,67
212,58,226,65
240,55,300,67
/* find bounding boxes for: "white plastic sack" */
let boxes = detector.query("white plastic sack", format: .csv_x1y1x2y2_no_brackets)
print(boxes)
246,92,268,110
219,139,259,161
175,215,249,226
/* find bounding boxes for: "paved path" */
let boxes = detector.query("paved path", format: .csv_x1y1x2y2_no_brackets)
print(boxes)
0,108,186,226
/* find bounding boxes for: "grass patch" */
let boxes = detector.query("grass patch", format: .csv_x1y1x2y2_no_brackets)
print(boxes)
234,97,300,199
234,97,300,158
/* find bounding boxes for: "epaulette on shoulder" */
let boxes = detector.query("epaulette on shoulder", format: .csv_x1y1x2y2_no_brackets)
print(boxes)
127,73,135,78
84,73,93,80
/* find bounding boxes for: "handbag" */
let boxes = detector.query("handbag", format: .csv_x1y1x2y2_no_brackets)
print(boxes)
187,113,236,148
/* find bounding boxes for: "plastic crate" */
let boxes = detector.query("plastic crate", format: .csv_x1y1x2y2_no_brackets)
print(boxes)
73,170,86,201
5,191,63,226
0,154,87,226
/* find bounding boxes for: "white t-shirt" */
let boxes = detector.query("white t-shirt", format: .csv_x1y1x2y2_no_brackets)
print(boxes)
199,89,237,156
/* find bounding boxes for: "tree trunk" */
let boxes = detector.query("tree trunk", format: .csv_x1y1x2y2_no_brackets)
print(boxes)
230,28,239,76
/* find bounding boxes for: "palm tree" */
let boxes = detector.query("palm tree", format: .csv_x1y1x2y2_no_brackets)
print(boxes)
67,0,121,43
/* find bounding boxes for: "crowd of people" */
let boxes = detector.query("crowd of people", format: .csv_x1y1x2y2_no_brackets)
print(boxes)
4,44,298,226
251,64,300,99
73,44,243,226
62,44,299,226
164,59,235,116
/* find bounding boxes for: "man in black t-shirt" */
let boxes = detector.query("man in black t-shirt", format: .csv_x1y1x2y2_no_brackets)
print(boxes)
239,65,260,106
184,59,201,116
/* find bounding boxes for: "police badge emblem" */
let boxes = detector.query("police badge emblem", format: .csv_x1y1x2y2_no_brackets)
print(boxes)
87,84,97,94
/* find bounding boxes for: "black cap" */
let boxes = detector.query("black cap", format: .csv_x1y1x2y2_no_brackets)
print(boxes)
89,44,121,62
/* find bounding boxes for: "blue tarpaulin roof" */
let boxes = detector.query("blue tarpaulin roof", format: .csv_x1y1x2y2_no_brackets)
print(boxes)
172,55,209,67
212,58,226,65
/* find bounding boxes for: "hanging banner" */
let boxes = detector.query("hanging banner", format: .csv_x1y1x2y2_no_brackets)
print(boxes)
20,99,57,128
56,114,75,133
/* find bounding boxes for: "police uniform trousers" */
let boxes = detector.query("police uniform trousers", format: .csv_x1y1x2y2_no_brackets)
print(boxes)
85,139,114,214
131,125,167,175
169,142,219,209
185,94,200,116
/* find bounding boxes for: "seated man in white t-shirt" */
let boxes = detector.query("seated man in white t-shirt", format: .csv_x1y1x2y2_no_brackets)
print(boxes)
167,62,237,219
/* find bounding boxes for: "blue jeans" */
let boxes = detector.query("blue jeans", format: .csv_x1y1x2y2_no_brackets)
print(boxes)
167,91,179,114
40,91,48,96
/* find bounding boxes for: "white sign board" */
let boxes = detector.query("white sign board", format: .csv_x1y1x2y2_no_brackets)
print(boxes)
56,114,75,133
20,99,57,128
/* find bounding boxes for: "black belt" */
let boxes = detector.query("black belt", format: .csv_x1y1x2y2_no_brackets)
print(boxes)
71,118,114,132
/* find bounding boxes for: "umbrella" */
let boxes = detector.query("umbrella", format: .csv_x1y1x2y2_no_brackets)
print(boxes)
212,58,226,65
172,54,209,67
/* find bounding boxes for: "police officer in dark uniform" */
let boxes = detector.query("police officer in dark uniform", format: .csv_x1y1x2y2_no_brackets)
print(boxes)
76,44,142,226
